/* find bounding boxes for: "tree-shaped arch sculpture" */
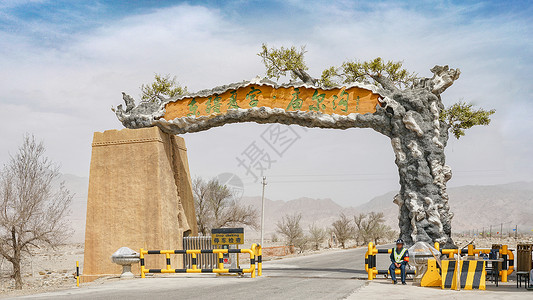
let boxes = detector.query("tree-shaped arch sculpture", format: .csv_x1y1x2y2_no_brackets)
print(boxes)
115,50,493,248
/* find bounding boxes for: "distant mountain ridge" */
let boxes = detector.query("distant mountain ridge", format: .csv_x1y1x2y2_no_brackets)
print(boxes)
64,174,533,242
240,181,533,237
356,182,533,230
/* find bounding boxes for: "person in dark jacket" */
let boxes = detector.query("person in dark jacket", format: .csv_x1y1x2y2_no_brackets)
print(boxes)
389,239,409,284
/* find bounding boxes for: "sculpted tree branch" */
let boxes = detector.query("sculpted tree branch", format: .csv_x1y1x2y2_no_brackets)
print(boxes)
114,45,495,248
414,65,461,96
140,73,187,103
258,43,317,85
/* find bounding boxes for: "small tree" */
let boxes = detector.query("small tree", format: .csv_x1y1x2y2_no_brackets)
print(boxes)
140,73,187,103
354,212,395,245
331,213,355,248
372,224,396,245
276,213,304,253
257,44,315,84
308,223,327,250
0,135,72,289
258,45,496,246
293,234,309,254
353,213,368,245
440,101,495,139
193,177,211,235
192,177,258,235
270,233,279,243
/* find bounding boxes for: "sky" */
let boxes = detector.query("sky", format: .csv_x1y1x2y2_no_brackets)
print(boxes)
0,0,532,206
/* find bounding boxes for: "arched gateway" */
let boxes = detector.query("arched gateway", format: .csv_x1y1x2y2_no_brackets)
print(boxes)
114,65,460,249
83,65,459,280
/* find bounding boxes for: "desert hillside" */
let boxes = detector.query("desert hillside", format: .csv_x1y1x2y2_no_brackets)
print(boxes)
355,182,533,234
65,174,533,241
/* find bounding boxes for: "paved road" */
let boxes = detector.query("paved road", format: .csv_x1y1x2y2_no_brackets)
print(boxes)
14,245,394,300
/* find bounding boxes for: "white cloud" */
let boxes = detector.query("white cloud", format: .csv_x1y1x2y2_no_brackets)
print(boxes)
0,2,531,205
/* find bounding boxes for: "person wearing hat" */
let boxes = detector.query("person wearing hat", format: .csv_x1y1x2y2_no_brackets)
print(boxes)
389,239,409,284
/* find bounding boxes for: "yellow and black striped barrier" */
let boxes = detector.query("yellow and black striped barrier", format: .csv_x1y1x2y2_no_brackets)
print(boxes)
140,243,262,278
76,261,80,287
365,242,415,280
441,260,486,290
364,242,514,283
435,243,514,282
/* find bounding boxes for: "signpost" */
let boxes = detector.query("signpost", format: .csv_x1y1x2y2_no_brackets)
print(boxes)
211,228,244,271
211,228,244,245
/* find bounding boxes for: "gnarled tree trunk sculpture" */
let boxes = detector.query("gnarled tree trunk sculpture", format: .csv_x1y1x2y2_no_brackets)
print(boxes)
114,65,460,247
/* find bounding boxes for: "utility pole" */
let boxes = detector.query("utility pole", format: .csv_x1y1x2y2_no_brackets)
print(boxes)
260,176,267,247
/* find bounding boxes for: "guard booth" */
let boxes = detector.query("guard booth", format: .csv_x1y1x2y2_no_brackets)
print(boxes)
517,243,533,272
211,228,245,271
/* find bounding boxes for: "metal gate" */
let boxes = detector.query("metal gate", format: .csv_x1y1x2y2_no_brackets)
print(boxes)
183,236,216,269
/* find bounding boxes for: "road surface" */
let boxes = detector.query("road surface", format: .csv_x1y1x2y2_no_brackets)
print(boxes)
15,246,394,300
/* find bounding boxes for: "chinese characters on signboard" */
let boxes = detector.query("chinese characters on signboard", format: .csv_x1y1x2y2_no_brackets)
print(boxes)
162,85,378,121
211,228,244,245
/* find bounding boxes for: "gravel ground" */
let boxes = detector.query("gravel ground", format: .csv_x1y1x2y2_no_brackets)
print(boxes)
0,244,84,298
453,235,533,249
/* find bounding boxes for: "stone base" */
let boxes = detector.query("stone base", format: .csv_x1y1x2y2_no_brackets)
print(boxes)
120,265,135,278
83,127,198,277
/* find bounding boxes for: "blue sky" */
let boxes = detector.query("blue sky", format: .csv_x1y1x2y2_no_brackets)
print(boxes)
0,0,532,205
3,1,531,46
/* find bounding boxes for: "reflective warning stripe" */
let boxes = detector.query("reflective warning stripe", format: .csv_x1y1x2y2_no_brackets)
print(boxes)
472,260,484,289
441,260,485,290
393,248,407,263
443,260,456,289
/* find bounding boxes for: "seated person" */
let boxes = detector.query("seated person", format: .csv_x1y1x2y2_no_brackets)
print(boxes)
389,239,409,285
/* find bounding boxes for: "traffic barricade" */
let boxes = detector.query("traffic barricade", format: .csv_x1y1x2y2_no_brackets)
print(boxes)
441,259,486,290
435,242,514,282
140,243,262,278
365,242,416,280
364,242,514,282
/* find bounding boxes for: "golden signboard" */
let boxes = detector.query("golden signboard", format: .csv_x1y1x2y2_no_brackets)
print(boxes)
211,228,244,245
163,85,380,121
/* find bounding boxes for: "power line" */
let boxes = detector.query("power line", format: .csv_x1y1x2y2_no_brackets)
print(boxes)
237,169,505,183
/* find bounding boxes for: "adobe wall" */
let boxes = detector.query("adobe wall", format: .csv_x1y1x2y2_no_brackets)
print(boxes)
82,127,197,280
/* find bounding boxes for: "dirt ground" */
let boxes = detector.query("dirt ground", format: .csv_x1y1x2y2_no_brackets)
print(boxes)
453,235,533,249
0,244,83,298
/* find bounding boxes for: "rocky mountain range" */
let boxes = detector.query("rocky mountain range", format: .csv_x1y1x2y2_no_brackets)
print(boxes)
64,173,533,242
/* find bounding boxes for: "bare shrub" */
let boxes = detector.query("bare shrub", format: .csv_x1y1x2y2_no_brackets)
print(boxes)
354,212,395,245
331,213,355,248
0,135,72,289
276,213,304,253
193,177,258,235
308,223,327,250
